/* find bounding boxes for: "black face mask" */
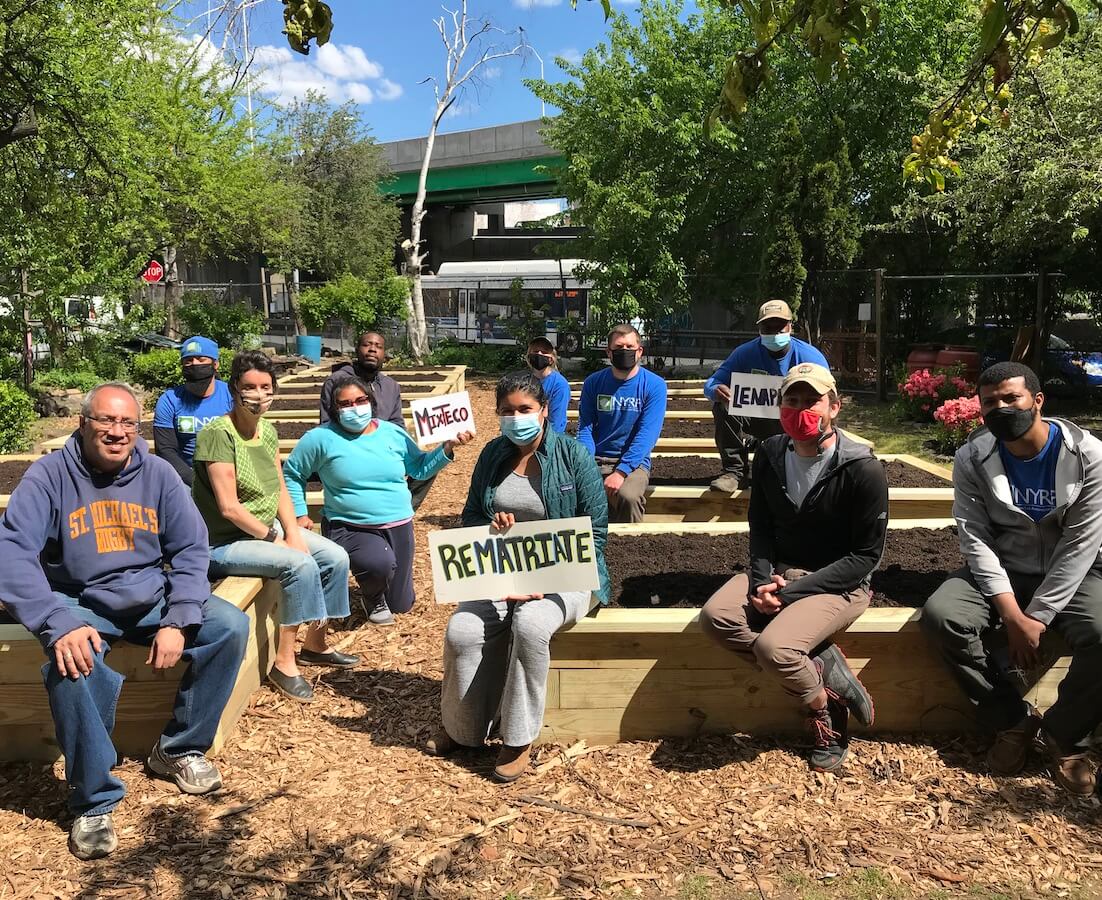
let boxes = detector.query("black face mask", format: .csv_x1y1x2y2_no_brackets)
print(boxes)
527,353,553,370
984,405,1036,442
355,359,380,377
610,348,638,371
183,364,215,395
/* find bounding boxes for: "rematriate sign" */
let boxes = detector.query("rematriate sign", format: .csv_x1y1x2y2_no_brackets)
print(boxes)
428,516,600,604
408,390,476,447
727,373,783,419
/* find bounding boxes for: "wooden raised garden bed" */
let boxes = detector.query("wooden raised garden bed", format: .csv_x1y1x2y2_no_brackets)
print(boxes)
540,522,1069,744
0,576,279,762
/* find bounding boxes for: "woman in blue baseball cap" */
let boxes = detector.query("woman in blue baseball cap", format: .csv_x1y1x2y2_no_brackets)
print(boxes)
152,336,233,485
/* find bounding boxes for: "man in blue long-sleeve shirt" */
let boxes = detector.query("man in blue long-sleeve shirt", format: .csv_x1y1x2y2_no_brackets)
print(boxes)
704,300,829,492
577,324,668,522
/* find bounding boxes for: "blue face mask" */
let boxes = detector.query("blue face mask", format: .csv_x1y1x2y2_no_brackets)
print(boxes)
499,412,543,445
338,404,373,432
760,332,791,352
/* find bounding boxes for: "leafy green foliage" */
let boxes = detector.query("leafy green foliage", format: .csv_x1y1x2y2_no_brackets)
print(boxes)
178,292,264,349
502,279,551,345
426,339,523,373
298,273,409,337
130,350,183,395
282,0,334,55
32,370,102,393
0,383,36,453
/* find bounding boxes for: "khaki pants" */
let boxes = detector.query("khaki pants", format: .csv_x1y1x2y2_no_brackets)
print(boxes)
595,458,649,524
700,570,870,705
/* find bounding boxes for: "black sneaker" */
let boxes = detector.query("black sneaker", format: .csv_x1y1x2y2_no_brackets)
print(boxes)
69,813,118,860
807,697,849,773
815,644,875,727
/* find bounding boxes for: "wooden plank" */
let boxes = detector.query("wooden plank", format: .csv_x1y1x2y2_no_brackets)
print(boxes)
893,453,953,481
609,518,956,536
545,669,560,711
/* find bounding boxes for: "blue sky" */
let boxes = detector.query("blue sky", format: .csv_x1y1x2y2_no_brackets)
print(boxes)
234,0,642,142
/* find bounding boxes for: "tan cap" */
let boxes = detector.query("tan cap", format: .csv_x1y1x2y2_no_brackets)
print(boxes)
780,362,836,397
756,300,793,324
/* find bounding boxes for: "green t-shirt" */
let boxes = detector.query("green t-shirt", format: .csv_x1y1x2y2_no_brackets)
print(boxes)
192,415,281,546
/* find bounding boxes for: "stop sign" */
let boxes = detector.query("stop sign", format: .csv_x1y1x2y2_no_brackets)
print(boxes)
141,260,164,284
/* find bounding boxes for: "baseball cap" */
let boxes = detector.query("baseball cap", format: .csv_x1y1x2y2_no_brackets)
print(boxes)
756,300,793,324
180,336,219,361
780,363,836,397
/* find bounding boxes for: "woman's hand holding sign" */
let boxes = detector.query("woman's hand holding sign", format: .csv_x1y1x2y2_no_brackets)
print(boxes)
490,512,544,603
444,430,475,457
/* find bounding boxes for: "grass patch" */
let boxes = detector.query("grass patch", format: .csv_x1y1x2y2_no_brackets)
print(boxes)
841,398,949,465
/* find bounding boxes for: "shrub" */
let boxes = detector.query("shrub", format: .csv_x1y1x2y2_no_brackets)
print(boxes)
33,369,102,393
0,383,36,453
426,338,522,373
895,367,973,423
298,273,408,337
932,394,983,453
178,291,264,348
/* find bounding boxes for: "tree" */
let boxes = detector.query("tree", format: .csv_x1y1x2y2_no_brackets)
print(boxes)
274,94,401,282
401,1,525,361
531,0,965,325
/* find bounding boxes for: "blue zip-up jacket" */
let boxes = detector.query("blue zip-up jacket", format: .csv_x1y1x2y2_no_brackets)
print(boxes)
704,337,829,402
540,369,571,433
0,434,211,647
462,426,610,603
577,367,667,475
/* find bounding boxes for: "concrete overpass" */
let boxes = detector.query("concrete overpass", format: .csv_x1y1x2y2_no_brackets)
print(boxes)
380,119,564,204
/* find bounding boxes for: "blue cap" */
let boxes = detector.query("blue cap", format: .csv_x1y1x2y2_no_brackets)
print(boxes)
180,336,219,361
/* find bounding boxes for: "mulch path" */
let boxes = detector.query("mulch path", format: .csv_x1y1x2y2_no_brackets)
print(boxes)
605,528,962,609
3,379,1100,899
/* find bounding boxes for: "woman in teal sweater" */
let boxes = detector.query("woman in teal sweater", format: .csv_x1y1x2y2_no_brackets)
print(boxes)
284,377,473,626
429,370,609,783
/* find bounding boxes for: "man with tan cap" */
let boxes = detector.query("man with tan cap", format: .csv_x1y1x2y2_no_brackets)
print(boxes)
700,362,888,772
703,300,829,492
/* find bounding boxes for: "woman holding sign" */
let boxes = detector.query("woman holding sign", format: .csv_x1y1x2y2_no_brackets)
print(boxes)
428,371,610,782
284,378,474,626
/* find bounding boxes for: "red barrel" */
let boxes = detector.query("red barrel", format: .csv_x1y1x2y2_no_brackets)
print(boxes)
935,346,980,382
906,345,941,374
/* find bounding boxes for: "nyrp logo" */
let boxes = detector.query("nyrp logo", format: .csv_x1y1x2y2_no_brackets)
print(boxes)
178,416,197,434
597,394,641,413
796,364,815,374
185,341,201,354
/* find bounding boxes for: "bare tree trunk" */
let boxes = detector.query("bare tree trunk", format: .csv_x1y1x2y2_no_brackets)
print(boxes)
403,111,442,362
163,244,182,339
288,268,307,336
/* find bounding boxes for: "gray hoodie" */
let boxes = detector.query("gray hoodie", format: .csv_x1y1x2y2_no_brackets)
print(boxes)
953,417,1102,625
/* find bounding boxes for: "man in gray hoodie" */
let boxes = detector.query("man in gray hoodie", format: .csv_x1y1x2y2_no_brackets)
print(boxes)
922,362,1102,796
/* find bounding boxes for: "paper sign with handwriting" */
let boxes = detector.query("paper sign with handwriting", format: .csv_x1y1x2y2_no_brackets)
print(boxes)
428,516,600,604
727,373,783,419
408,390,476,447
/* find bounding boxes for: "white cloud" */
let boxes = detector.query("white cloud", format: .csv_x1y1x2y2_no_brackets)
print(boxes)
444,101,478,119
483,65,503,80
513,0,563,7
556,47,582,66
252,41,401,106
314,43,383,81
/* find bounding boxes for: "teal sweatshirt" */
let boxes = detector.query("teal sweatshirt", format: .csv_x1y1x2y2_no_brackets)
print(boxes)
283,420,452,526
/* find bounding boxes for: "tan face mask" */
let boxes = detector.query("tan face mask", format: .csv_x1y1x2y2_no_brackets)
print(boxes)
238,389,274,416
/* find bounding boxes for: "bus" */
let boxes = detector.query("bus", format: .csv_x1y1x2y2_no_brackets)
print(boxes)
420,259,592,354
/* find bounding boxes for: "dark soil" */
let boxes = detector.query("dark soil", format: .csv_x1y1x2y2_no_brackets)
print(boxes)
665,397,714,411
648,456,948,488
604,527,961,609
0,461,33,494
568,418,715,439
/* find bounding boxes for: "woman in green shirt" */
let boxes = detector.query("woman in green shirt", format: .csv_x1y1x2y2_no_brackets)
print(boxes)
193,351,353,704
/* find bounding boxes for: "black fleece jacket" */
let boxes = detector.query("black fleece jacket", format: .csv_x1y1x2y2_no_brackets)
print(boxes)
748,428,888,604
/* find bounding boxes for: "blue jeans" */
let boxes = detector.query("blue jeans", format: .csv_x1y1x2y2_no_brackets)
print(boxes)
207,528,350,626
43,592,249,817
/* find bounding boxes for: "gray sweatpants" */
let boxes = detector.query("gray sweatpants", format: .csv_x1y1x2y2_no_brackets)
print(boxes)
441,591,593,747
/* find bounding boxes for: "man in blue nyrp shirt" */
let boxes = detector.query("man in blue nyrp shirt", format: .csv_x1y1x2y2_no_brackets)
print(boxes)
922,362,1102,797
703,300,828,492
577,324,668,522
153,335,233,486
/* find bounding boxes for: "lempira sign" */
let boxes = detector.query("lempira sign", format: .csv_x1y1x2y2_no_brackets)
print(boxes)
428,516,600,603
727,373,783,419
409,390,476,447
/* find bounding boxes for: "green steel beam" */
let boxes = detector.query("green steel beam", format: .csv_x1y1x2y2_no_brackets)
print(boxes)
385,155,564,204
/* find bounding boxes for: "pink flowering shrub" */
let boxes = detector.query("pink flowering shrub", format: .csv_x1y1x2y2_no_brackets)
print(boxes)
896,366,974,423
933,394,983,453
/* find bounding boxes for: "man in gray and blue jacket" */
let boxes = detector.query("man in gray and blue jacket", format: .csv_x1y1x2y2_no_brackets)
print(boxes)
922,362,1102,796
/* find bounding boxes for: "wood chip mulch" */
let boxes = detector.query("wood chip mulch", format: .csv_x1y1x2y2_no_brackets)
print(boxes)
2,378,1100,899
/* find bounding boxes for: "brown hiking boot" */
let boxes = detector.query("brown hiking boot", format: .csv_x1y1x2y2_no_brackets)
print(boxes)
493,744,532,782
425,728,459,757
1042,733,1096,796
986,708,1040,775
